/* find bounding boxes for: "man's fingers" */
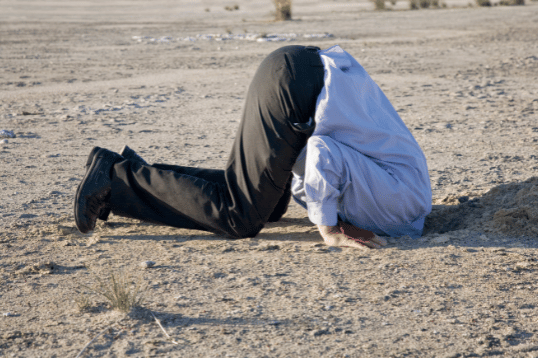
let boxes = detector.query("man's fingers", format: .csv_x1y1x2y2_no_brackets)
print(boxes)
345,239,371,250
355,235,387,249
336,221,387,249
369,241,382,249
318,224,388,250
372,235,388,247
359,240,380,249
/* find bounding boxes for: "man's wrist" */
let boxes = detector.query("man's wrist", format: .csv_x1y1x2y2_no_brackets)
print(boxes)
307,201,338,226
317,224,339,235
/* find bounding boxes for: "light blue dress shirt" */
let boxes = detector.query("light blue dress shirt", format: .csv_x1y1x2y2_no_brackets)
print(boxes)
291,45,432,238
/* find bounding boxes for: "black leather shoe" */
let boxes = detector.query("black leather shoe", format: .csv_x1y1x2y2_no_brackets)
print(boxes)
75,148,123,233
83,145,146,222
120,145,148,166
84,146,114,222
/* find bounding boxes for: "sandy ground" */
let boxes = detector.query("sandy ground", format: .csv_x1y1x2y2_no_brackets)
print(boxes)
1,1,538,357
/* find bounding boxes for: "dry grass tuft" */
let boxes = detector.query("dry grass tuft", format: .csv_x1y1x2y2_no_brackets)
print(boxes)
274,0,292,21
499,0,525,5
409,0,442,8
82,266,147,313
372,0,386,10
75,294,92,312
224,4,240,11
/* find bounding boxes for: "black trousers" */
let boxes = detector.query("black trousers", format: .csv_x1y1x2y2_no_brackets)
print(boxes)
109,45,325,238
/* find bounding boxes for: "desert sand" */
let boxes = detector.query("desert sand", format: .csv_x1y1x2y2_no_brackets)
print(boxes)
1,1,538,357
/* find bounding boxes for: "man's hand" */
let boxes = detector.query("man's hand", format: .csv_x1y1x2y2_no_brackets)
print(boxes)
317,222,388,250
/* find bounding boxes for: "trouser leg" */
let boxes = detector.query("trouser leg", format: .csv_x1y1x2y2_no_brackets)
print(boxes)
224,45,324,230
151,164,225,184
108,45,324,238
152,163,291,222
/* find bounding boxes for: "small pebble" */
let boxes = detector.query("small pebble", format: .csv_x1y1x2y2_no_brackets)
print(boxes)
431,235,450,244
57,226,74,236
0,130,15,138
311,328,330,337
514,261,530,271
140,260,156,269
258,244,280,251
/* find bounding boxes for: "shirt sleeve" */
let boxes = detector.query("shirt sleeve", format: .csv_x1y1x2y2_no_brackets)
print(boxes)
303,136,346,226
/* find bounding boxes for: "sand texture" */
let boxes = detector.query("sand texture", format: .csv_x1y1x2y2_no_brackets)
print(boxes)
1,1,538,357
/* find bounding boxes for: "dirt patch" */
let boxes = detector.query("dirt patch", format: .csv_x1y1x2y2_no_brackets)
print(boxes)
426,176,538,236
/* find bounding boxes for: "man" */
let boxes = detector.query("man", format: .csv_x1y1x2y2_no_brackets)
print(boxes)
75,45,431,249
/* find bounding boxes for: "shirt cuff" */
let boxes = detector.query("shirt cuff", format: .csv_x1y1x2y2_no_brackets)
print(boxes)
306,201,338,227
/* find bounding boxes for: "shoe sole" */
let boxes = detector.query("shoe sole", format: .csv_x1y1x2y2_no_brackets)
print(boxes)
74,152,116,233
84,146,116,221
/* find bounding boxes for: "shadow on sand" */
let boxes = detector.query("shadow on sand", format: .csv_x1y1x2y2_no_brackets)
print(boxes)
97,177,538,250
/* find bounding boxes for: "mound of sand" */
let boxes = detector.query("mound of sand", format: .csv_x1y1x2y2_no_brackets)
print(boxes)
425,176,538,236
